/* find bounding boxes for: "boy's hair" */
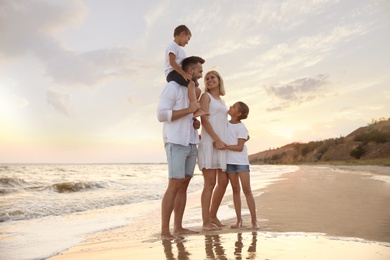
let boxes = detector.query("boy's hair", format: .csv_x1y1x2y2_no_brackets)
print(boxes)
237,101,249,120
182,56,205,72
174,25,191,36
204,70,226,96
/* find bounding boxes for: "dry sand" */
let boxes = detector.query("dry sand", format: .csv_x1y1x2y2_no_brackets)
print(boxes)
49,165,390,260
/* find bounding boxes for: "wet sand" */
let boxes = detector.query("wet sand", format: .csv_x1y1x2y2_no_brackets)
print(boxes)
49,165,390,260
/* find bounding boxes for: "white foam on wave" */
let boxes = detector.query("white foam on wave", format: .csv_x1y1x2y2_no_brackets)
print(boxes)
0,199,160,260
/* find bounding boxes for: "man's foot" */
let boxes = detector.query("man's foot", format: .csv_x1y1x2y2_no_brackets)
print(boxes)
174,228,199,235
251,221,260,230
161,231,176,240
210,217,225,227
202,223,220,231
231,220,243,229
193,109,209,117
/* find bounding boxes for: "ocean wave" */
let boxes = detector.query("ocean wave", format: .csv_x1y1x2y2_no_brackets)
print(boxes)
0,209,25,222
51,181,106,193
0,177,28,187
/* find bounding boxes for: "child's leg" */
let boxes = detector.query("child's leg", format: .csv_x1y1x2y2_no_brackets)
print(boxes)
166,70,188,86
228,173,242,228
238,172,259,229
191,84,208,117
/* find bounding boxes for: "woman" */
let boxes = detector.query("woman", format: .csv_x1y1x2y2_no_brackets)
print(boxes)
197,70,229,230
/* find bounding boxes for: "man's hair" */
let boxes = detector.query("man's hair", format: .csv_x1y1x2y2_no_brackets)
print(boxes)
174,25,191,36
237,101,249,120
182,56,205,71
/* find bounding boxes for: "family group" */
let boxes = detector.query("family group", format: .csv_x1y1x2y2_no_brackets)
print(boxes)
157,25,259,240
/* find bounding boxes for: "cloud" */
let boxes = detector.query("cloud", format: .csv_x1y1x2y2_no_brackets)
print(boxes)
44,47,142,87
0,0,147,87
12,95,29,108
46,87,74,116
265,74,329,110
0,0,86,57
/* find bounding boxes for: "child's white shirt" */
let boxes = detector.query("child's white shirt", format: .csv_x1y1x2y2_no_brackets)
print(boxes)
164,41,186,77
226,122,249,165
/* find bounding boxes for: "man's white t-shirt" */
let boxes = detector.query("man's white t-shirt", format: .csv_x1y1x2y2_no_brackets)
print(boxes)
164,41,186,77
226,122,249,165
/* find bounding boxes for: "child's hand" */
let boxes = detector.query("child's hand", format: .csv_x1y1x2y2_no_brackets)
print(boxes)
183,72,192,81
214,140,225,150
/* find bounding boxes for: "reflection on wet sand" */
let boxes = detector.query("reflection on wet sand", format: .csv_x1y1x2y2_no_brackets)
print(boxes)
205,234,226,259
161,232,258,260
234,232,258,260
162,238,190,260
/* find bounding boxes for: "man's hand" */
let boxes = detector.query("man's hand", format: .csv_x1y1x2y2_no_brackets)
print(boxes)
188,100,200,113
193,118,200,130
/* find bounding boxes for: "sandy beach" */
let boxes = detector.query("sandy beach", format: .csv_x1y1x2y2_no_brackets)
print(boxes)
49,165,390,259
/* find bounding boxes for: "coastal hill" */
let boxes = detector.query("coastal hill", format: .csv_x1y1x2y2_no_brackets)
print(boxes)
249,118,390,165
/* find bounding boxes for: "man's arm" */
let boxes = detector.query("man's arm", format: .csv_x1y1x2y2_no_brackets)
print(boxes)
171,101,198,121
157,84,198,122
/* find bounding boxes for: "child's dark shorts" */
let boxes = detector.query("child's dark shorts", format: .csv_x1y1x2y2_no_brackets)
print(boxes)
226,164,250,174
166,70,189,87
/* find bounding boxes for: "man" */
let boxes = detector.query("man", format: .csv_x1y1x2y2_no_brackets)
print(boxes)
157,56,205,240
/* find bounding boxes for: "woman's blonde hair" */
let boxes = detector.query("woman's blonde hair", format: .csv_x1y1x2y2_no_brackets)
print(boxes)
204,70,226,96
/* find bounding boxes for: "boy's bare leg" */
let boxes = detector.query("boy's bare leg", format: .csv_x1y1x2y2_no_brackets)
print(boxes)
229,173,243,228
189,85,208,117
239,172,259,230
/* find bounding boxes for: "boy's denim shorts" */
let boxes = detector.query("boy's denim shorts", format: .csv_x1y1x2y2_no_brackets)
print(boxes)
226,164,250,174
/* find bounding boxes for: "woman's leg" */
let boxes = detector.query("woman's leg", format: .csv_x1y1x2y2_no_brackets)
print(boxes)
209,169,229,226
201,169,219,230
229,173,242,228
239,172,259,229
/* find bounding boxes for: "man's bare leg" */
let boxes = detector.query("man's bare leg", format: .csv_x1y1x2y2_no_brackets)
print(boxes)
161,178,182,239
174,176,198,234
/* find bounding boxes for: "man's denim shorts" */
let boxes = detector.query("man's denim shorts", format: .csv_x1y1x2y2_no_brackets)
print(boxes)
226,164,250,174
165,143,197,179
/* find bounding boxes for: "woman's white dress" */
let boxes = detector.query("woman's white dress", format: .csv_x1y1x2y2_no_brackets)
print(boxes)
197,93,228,171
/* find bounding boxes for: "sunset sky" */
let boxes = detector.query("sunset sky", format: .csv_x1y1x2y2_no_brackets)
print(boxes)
1,0,389,163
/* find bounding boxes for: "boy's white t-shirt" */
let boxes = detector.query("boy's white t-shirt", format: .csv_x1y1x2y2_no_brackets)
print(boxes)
164,41,186,77
226,121,249,165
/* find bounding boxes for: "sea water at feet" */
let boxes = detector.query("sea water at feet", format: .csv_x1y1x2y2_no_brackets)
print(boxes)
0,164,298,260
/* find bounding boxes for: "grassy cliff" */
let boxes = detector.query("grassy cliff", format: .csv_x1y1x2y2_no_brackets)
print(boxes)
249,118,390,166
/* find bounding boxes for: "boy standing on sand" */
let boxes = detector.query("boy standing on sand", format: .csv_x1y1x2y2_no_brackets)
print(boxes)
225,101,259,230
165,25,207,117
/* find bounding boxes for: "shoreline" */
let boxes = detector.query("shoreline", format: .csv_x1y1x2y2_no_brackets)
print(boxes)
49,165,390,259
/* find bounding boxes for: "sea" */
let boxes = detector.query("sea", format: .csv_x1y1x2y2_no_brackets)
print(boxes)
0,163,299,260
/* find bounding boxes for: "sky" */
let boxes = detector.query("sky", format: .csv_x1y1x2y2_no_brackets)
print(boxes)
1,0,389,164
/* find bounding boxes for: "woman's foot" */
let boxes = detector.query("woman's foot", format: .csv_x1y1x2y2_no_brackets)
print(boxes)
231,220,243,229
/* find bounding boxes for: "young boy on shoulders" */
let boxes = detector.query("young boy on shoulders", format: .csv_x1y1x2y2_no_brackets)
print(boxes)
165,25,207,117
